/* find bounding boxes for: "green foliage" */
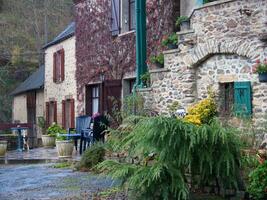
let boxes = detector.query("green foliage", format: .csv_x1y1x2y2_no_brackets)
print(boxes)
98,117,241,200
52,162,72,169
77,142,106,170
161,33,178,47
175,16,189,27
47,123,65,137
123,94,145,117
253,60,267,74
37,117,46,134
248,161,267,200
167,101,180,116
203,0,218,4
140,72,151,87
150,53,164,65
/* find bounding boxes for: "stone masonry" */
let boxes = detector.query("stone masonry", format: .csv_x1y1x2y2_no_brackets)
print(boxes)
44,36,77,126
140,0,267,125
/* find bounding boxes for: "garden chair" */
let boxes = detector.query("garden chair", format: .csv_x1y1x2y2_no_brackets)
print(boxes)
80,115,109,153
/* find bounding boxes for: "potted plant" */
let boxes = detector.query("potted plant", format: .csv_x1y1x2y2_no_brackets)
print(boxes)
150,53,164,69
56,133,74,158
42,122,61,148
253,59,267,82
162,33,178,49
0,140,7,157
176,16,190,31
140,72,151,88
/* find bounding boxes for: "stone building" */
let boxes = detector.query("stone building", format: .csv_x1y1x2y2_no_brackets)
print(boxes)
11,65,45,146
43,22,77,129
139,0,267,125
73,0,180,116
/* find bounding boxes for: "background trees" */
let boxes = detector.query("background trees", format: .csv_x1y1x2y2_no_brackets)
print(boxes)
0,0,73,122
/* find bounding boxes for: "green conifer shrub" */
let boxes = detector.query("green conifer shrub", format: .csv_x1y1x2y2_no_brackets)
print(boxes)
97,117,242,200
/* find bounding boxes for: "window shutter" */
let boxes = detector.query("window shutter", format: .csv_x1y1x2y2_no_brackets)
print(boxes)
60,49,65,82
62,100,66,129
111,0,120,36
86,87,93,116
70,99,75,128
53,53,57,83
54,101,57,123
45,102,49,127
234,82,252,116
103,80,122,115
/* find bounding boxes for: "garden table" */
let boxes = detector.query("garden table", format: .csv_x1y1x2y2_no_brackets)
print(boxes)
58,128,93,154
10,126,29,152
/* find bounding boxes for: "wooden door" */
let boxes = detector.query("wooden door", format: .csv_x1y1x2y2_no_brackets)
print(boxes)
26,91,36,148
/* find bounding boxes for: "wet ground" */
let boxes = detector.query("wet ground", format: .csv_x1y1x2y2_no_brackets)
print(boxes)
0,148,81,164
0,164,117,200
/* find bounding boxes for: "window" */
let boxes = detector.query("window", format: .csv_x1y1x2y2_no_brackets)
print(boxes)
129,0,136,30
62,99,75,129
123,78,135,96
219,81,252,117
86,85,100,116
92,86,100,114
46,101,57,126
53,49,65,83
111,0,136,35
219,83,234,116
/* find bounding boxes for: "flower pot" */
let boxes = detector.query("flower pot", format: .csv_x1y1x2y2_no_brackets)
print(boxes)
259,73,267,82
0,141,7,157
167,44,178,50
154,62,164,69
180,20,190,31
42,135,56,148
56,140,74,158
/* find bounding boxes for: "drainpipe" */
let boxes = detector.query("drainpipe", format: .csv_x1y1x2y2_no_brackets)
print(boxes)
135,0,147,89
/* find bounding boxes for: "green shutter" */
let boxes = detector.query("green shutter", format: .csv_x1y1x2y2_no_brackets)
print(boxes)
234,82,252,116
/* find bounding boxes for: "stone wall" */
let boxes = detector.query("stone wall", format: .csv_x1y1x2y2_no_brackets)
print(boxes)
44,36,77,126
12,94,27,123
140,0,267,124
74,0,180,115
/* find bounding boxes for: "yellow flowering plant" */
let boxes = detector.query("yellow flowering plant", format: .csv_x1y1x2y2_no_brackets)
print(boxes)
184,90,217,125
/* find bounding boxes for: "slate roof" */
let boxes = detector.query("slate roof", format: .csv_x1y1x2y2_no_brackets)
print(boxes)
43,22,75,49
11,65,45,96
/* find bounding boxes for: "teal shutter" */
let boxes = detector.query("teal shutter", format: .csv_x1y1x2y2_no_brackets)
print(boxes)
234,82,252,116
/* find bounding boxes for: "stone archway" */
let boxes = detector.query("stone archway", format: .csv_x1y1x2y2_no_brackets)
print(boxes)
183,39,262,67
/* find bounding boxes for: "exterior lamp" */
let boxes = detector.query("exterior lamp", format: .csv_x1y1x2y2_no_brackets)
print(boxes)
100,69,105,82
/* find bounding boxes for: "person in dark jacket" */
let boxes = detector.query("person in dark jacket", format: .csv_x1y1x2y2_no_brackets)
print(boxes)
92,114,109,142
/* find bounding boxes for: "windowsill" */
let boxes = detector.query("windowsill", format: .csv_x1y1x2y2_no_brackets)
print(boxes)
54,81,64,84
137,87,152,92
118,30,135,37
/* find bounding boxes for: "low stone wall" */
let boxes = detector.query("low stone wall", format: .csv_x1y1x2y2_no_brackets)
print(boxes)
0,134,18,150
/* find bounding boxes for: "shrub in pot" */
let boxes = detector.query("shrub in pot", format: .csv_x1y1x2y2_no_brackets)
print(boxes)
162,33,178,49
175,16,190,31
56,132,74,158
0,140,7,157
150,53,164,69
140,72,151,88
253,59,267,82
42,123,63,148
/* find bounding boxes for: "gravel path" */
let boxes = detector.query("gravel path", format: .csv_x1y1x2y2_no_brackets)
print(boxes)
0,164,117,200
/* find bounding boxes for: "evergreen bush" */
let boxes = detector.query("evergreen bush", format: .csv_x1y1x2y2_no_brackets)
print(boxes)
77,142,106,170
97,117,241,200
